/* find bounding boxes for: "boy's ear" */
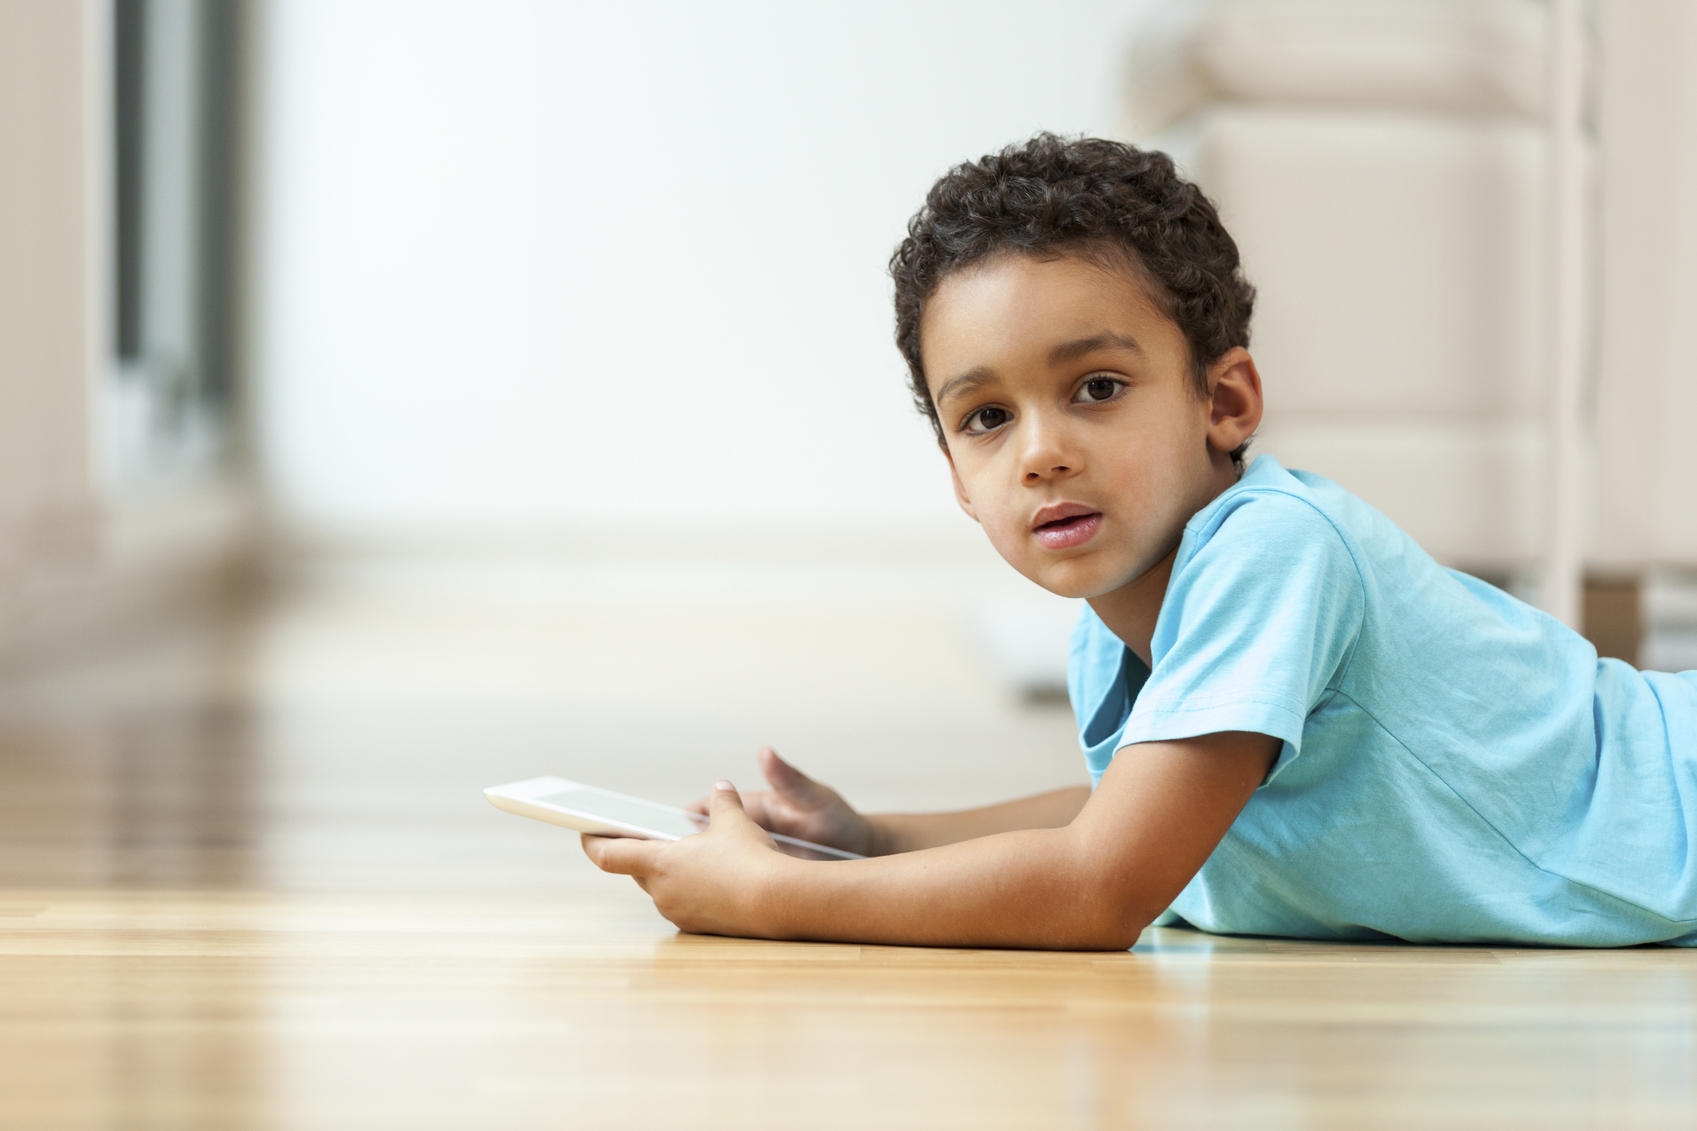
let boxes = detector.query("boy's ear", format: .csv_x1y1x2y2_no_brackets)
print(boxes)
943,448,980,523
1204,347,1264,457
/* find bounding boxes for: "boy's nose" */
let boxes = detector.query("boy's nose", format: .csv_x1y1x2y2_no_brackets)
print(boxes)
1025,462,1072,482
1018,421,1079,481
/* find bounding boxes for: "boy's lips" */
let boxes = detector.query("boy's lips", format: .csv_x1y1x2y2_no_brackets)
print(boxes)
1031,504,1103,550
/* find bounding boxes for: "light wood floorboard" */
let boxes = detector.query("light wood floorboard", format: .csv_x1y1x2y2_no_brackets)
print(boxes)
1,586,1692,1129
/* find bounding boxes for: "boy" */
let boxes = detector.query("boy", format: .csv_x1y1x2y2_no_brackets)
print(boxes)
584,134,1697,950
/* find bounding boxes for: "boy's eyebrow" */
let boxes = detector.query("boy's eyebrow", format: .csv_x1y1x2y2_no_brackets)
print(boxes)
934,367,997,407
1048,332,1143,365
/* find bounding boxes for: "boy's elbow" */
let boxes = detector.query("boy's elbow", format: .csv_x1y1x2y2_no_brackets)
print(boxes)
1026,833,1165,950
1058,876,1158,951
1074,914,1152,952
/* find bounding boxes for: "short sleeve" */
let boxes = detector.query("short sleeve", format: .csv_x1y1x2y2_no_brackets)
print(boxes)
1115,489,1366,778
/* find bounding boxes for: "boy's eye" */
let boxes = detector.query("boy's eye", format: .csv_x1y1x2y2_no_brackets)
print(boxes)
1075,376,1123,403
963,406,1010,434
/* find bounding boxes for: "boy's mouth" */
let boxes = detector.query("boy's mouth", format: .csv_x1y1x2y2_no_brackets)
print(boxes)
1031,505,1103,550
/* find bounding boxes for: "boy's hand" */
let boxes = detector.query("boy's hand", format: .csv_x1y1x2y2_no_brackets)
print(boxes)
686,746,875,857
582,782,794,937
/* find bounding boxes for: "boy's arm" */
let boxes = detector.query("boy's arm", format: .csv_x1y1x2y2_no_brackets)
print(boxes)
585,731,1278,951
865,787,1092,854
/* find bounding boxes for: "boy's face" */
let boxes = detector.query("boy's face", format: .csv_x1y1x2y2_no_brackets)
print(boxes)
921,252,1259,601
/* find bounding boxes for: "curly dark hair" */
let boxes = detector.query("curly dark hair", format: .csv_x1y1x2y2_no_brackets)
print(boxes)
890,133,1256,461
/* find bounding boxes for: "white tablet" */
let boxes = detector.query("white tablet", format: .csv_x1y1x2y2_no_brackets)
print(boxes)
483,776,864,861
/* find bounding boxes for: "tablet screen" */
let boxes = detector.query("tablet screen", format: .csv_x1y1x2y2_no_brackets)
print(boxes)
536,787,705,839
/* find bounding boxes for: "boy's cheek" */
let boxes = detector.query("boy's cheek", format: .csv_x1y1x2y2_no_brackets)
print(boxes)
976,510,1030,566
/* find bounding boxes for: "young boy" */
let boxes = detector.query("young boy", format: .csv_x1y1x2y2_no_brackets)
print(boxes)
584,134,1697,950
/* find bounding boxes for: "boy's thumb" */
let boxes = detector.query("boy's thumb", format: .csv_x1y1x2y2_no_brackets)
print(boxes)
708,781,748,821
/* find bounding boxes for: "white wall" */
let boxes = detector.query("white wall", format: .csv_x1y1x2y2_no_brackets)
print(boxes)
0,0,102,580
252,0,1155,536
1593,0,1697,568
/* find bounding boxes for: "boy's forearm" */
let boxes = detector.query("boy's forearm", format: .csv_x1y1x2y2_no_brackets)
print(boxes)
756,824,1145,950
864,786,1092,855
744,735,1278,949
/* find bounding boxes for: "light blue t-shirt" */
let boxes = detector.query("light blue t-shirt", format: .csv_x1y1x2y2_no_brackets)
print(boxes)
1068,454,1697,947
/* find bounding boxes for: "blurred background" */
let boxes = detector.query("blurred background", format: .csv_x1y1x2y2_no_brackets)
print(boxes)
2,0,1697,893
8,6,1697,1120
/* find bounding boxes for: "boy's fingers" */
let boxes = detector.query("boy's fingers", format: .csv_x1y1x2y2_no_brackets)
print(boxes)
581,833,661,876
758,746,827,802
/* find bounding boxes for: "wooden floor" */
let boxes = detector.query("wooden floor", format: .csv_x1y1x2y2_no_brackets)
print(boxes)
2,582,1694,1130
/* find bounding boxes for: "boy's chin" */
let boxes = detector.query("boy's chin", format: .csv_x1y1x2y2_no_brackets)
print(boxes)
1020,562,1114,602
1023,551,1167,602
991,539,1144,600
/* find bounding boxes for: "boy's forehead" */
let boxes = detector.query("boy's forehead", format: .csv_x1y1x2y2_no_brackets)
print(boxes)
921,254,1179,375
